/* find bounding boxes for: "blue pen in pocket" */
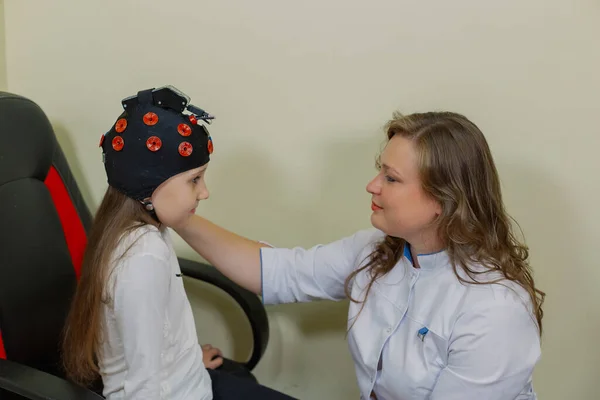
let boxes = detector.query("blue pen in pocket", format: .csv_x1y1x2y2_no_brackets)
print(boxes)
417,327,429,342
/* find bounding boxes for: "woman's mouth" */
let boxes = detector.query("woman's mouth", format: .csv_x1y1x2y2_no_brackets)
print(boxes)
371,202,383,211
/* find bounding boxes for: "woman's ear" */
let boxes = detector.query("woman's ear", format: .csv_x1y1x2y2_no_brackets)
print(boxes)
435,200,443,216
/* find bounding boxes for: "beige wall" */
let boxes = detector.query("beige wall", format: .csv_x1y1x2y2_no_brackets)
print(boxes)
0,0,7,90
4,0,600,398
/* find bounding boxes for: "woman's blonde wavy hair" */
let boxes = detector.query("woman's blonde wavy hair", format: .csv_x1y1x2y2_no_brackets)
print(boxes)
345,111,545,335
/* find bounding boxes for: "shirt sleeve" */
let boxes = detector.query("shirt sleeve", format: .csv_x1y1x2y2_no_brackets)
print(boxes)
260,228,384,304
429,299,541,400
113,253,171,400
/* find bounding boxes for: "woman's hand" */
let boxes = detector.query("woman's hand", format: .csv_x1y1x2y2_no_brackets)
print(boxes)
201,343,224,369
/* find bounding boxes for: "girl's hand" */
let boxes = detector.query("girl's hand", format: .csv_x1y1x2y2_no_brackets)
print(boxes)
201,344,224,369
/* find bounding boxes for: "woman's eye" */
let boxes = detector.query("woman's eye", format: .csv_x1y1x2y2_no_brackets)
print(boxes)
192,176,201,184
385,175,396,183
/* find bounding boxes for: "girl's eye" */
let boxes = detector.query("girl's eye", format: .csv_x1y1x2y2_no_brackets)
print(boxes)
385,175,396,183
192,176,201,184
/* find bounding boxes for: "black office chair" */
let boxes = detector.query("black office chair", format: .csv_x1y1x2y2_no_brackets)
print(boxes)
0,91,269,399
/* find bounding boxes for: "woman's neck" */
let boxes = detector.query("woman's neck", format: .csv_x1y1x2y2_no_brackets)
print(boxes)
406,231,444,256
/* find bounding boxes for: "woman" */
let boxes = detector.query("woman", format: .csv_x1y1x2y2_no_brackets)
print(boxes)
174,111,545,399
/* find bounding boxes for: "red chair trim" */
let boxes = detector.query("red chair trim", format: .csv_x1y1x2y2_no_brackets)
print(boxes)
0,331,6,359
44,166,87,280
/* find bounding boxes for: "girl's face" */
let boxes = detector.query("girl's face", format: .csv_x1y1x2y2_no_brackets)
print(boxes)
151,164,209,227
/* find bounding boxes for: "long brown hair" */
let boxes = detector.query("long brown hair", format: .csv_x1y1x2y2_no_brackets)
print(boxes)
345,111,545,335
62,186,158,386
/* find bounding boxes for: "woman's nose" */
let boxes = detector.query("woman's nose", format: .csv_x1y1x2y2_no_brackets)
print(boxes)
366,174,381,195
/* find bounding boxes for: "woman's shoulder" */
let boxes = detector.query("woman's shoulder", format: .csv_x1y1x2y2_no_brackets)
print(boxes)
320,227,386,265
345,228,386,251
270,227,385,257
450,266,539,332
453,263,531,300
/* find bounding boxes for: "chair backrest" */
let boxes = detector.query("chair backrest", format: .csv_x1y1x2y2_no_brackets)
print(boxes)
0,91,93,379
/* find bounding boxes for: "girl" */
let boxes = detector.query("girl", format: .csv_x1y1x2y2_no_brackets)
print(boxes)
174,111,545,399
61,86,296,400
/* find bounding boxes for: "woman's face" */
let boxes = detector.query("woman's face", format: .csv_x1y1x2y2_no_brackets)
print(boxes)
366,135,441,251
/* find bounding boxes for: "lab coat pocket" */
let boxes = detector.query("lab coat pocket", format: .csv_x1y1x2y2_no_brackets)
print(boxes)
404,316,447,381
381,316,448,399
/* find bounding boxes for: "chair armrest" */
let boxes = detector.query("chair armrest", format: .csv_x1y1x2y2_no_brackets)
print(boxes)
177,258,269,371
0,358,103,400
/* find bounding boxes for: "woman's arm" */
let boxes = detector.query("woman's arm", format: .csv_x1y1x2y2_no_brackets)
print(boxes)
260,229,383,304
175,216,385,304
174,215,266,294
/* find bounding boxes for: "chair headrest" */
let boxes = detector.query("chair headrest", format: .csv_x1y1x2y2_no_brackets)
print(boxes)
0,92,56,186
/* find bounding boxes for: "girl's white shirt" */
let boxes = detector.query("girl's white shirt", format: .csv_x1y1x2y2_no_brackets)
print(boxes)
99,225,212,400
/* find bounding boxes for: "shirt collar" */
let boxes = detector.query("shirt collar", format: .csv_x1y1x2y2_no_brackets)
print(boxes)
404,243,449,271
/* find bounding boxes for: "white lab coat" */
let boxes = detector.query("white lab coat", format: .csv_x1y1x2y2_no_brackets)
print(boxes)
261,228,540,400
